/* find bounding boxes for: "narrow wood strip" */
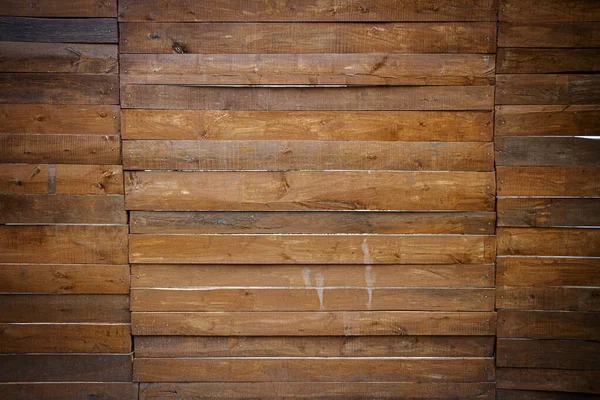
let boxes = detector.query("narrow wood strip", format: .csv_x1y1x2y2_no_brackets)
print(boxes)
0,0,117,17
497,287,600,311
495,137,600,167
0,17,118,43
498,310,600,340
497,368,600,394
498,198,600,228
497,338,600,370
497,167,600,197
498,22,600,48
496,74,600,105
497,257,600,287
0,383,138,400
497,49,600,74
498,228,600,257
497,389,600,400
499,0,600,21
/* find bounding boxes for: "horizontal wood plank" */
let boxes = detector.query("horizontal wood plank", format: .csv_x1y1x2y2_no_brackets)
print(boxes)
498,228,600,257
0,383,138,400
497,49,600,74
498,22,600,48
497,167,600,196
498,310,600,340
0,17,118,43
498,198,600,227
0,0,117,17
497,287,600,311
497,257,600,287
497,368,600,394
496,74,600,105
495,137,600,167
497,338,600,369
497,389,600,399
499,0,600,21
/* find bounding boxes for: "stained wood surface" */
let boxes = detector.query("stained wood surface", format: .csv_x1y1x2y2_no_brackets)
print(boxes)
0,17,118,43
0,383,138,400
496,74,600,105
497,198,600,228
496,287,600,311
497,48,600,73
498,22,600,48
497,257,600,287
498,0,600,22
498,310,600,340
122,110,494,141
498,228,600,257
497,167,600,196
497,339,600,370
497,368,600,394
495,136,600,167
497,390,600,400
0,0,118,17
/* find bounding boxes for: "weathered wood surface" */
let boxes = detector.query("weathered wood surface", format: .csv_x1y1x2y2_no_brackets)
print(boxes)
498,228,600,257
0,17,118,43
498,22,600,48
499,0,600,21
497,339,600,370
495,137,600,167
497,368,600,394
120,22,496,54
497,167,600,196
497,390,600,400
498,310,600,340
497,287,600,311
0,383,138,400
497,198,600,228
497,257,600,287
125,171,495,211
497,48,600,73
496,74,600,105
122,110,493,141
132,311,497,336
0,0,117,17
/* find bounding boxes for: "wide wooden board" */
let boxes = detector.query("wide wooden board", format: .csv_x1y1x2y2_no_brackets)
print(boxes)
498,22,600,48
497,368,600,394
497,287,600,311
497,167,600,196
0,0,117,17
497,257,600,287
497,198,600,227
499,0,600,21
0,383,138,400
497,49,600,74
498,310,600,340
497,338,600,369
495,136,600,167
0,17,118,43
496,74,600,105
498,228,600,257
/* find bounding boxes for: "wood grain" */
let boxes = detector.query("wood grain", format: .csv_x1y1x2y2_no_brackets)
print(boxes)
497,287,600,311
497,167,600,196
497,48,600,74
0,383,138,400
0,17,118,43
498,310,600,340
497,390,600,400
0,0,117,17
499,0,600,22
497,368,600,394
497,198,600,228
498,228,600,257
495,136,600,167
496,74,600,105
498,22,600,48
497,257,600,287
497,338,600,369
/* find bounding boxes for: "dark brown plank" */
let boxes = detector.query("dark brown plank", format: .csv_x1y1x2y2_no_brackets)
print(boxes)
0,0,117,17
497,167,600,196
120,22,496,54
498,310,600,340
123,140,494,171
125,171,495,211
0,383,138,400
498,198,600,228
0,354,132,382
499,0,600,21
0,323,131,353
132,311,497,336
122,85,494,111
495,137,600,167
0,17,118,43
122,110,494,142
497,339,600,370
497,368,600,394
497,389,600,400
497,257,600,287
497,49,600,74
498,228,600,257
498,22,600,48
497,287,600,311
0,225,128,264
0,264,130,294
496,74,600,105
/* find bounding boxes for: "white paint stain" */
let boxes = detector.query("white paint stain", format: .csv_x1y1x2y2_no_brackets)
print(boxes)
315,272,325,310
362,238,375,309
301,267,311,286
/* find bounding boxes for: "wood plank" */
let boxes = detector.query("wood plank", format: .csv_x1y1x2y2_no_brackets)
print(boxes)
498,198,600,228
122,110,494,142
122,85,494,111
0,0,117,17
497,338,600,370
497,389,600,400
132,264,495,288
120,22,496,54
0,134,121,164
0,225,128,264
121,54,495,86
0,163,48,193
123,140,494,171
0,294,129,322
134,357,495,383
499,0,600,21
497,167,600,196
0,323,131,353
495,137,600,167
132,311,497,336
0,264,130,294
497,257,600,287
130,234,496,264
497,368,600,394
497,287,600,311
119,0,497,22
125,171,495,211
0,42,117,74
135,336,494,358
0,73,119,105
498,310,600,340
0,17,118,43
130,211,496,235
495,105,600,137
498,228,600,257
496,74,600,105
0,104,119,135
498,22,600,48
0,383,138,400
0,354,132,382
497,49,600,74
0,194,127,224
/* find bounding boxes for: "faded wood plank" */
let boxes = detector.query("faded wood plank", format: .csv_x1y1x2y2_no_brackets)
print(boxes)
121,85,494,111
0,323,131,353
498,228,600,257
132,311,497,336
497,198,600,228
497,287,600,311
499,0,600,21
0,264,130,294
0,0,117,17
125,171,495,211
0,225,128,264
130,234,496,264
497,49,600,74
497,339,600,370
123,140,494,171
495,137,600,167
497,389,600,400
122,110,494,142
496,74,600,105
120,22,496,54
0,17,118,43
498,310,600,340
497,257,600,287
498,22,600,48
0,383,138,400
496,167,600,197
497,368,600,394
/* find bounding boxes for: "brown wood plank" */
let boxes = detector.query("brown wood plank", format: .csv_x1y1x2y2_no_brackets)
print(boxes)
498,22,600,48
495,105,600,137
498,228,600,257
134,336,494,358
497,287,600,311
497,49,600,74
123,140,494,171
0,354,132,382
498,198,600,228
0,225,128,264
132,311,497,336
0,0,117,17
0,294,129,322
497,338,600,370
497,167,600,196
121,54,495,86
495,137,600,167
499,0,600,21
134,357,495,383
120,22,496,54
0,42,117,74
0,104,119,135
130,234,496,264
0,194,127,224
497,389,600,400
122,110,494,142
0,163,48,193
0,383,138,400
122,85,495,111
496,74,600,105
119,0,497,22
125,171,495,211
498,310,600,340
497,368,600,394
132,264,495,288
0,264,129,294
0,73,119,105
0,17,118,43
497,257,600,287
0,323,131,353
0,134,121,164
